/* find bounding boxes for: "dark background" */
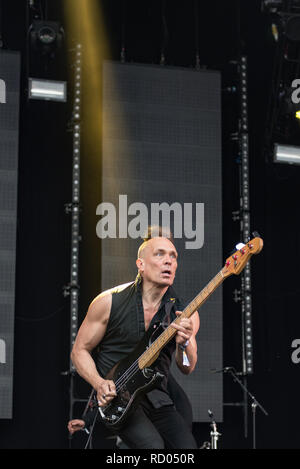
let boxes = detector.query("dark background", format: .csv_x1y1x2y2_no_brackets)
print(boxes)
0,0,299,448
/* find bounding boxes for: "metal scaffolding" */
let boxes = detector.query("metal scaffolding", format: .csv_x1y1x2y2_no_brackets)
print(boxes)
62,43,84,428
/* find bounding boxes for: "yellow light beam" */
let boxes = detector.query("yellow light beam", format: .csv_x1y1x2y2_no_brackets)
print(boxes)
63,0,132,202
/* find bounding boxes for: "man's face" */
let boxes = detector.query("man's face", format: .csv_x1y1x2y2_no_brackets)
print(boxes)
137,237,178,287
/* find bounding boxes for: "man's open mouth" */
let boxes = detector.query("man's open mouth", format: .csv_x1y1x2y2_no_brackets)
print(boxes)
161,270,171,276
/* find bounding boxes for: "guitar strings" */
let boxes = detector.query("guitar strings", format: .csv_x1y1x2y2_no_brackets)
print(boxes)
113,315,185,391
115,360,139,391
113,329,174,392
112,292,212,391
113,271,224,391
102,271,225,416
112,274,223,392
102,315,188,418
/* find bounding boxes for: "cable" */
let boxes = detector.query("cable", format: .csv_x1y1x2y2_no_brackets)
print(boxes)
15,305,66,322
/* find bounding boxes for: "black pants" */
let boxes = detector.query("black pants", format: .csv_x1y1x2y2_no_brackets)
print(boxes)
118,398,198,449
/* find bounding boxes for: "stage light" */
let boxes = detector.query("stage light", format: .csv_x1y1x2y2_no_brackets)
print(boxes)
28,78,67,102
38,24,57,45
30,20,63,52
243,263,253,374
274,143,300,164
295,110,300,119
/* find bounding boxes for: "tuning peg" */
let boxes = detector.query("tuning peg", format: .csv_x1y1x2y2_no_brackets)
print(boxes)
252,231,261,238
229,242,245,256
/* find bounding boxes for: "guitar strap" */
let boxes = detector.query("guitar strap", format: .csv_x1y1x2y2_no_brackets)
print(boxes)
160,298,176,329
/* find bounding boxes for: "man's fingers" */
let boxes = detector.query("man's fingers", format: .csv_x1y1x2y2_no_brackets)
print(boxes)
176,330,190,340
99,380,116,395
98,394,112,406
171,321,192,344
108,381,117,394
171,322,192,333
105,385,117,399
68,420,84,434
97,380,117,406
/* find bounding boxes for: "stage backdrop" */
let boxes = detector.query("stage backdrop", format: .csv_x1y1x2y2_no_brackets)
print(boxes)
100,61,223,422
0,51,20,419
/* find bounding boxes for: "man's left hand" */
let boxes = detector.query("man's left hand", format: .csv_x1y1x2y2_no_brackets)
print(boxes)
68,419,85,435
170,311,193,345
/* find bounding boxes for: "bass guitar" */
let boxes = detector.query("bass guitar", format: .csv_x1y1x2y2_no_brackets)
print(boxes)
98,236,263,430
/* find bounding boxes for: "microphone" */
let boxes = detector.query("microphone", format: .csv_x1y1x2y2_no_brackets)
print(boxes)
210,366,234,373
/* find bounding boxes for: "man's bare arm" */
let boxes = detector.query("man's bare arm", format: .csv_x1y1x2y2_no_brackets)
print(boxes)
70,293,116,405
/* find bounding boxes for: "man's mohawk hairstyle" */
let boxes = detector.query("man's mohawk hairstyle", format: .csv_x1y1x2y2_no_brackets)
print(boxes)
137,226,174,260
142,225,173,242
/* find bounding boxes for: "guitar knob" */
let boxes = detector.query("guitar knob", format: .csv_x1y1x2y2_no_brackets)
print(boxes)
117,407,124,414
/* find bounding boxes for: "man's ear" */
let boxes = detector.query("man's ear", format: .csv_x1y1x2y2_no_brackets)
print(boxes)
136,258,144,272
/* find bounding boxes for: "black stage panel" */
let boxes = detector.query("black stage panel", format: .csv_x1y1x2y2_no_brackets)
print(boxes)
0,50,20,419
100,61,222,421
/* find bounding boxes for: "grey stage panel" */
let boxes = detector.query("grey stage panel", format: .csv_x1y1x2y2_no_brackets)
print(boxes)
101,61,222,421
0,51,21,419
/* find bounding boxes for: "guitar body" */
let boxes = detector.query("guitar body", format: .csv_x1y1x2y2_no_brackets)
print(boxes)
99,322,165,430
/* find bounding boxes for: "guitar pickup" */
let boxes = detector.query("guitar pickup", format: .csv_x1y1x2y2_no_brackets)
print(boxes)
142,367,155,378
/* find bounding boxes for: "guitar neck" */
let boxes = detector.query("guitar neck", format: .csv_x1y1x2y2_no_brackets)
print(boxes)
138,269,224,369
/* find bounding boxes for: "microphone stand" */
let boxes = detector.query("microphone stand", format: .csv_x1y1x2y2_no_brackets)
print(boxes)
226,367,268,449
208,410,221,449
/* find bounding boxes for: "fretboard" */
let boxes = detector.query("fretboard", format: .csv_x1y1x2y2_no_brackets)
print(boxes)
138,270,224,369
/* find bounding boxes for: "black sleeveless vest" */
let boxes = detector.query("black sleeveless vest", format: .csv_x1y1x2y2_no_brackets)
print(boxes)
94,278,183,408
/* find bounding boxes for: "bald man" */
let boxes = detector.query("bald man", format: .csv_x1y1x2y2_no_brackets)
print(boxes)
71,236,199,449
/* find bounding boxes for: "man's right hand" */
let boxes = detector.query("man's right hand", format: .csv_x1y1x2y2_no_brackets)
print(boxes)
96,379,117,407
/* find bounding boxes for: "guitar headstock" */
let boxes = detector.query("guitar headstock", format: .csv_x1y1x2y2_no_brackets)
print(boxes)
222,237,263,278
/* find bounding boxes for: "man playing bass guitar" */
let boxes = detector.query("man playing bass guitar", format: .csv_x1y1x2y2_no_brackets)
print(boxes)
71,228,200,449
